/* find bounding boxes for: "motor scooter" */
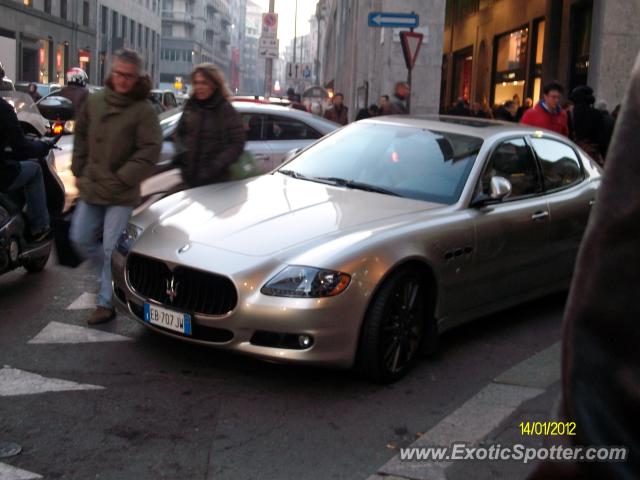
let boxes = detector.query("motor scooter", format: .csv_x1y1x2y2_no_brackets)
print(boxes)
0,92,71,274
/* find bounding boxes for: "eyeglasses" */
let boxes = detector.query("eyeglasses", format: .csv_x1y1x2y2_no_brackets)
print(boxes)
112,70,138,81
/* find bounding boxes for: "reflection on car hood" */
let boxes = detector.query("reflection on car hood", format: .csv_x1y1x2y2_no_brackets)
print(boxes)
141,174,444,256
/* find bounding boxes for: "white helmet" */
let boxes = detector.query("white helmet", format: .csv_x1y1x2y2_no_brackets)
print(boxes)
66,67,88,86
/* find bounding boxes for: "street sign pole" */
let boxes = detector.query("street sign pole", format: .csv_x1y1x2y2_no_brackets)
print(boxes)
264,0,275,97
399,21,423,115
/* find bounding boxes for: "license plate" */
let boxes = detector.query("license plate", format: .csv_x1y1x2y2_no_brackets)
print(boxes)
144,303,192,336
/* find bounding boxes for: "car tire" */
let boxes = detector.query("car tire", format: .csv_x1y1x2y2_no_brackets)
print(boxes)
356,267,433,383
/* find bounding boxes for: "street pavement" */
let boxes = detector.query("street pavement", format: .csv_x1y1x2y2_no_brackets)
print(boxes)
0,258,566,480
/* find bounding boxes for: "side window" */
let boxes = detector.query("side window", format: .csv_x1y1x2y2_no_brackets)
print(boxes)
166,93,177,108
482,138,541,198
266,116,322,141
530,137,583,190
241,113,264,141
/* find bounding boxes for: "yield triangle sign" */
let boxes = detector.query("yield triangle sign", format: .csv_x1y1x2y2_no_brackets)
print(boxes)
400,31,424,70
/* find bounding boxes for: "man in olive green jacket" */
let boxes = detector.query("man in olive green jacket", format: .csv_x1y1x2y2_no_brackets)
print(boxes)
71,49,162,325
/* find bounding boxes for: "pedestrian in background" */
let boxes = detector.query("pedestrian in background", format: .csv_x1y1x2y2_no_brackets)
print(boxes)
27,83,41,102
324,93,349,125
569,85,611,165
520,81,569,136
516,97,533,121
449,97,471,117
58,68,90,116
175,63,246,188
70,49,162,325
379,95,391,115
494,100,518,122
286,87,307,111
390,82,410,114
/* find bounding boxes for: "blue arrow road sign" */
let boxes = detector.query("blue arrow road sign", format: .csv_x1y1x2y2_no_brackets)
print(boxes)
368,12,419,28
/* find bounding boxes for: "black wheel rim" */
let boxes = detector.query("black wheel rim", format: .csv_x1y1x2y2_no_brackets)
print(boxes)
380,278,424,375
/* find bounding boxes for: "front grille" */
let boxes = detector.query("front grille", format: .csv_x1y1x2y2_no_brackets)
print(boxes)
126,253,238,316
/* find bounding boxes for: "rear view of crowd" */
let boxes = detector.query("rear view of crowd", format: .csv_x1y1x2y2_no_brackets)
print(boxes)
445,80,615,165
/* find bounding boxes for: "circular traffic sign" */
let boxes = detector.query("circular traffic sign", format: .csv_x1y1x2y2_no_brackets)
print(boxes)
263,13,277,27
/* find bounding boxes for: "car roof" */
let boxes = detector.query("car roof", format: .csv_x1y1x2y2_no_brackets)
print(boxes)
361,115,558,140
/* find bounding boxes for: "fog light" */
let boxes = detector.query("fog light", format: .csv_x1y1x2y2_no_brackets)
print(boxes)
298,335,312,348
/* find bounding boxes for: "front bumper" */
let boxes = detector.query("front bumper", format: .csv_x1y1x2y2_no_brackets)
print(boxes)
112,250,368,368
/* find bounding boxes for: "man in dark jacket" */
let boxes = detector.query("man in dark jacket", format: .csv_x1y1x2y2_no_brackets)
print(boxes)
494,100,518,122
0,62,52,241
390,82,410,114
569,85,611,164
324,93,349,125
70,49,162,325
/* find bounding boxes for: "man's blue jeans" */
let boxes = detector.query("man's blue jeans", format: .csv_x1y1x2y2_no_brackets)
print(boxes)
7,160,50,232
70,201,133,309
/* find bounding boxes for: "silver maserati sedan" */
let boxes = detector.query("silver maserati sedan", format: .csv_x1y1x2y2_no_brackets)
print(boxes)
112,116,602,382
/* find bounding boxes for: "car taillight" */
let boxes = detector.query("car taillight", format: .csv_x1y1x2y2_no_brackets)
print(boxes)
52,122,64,135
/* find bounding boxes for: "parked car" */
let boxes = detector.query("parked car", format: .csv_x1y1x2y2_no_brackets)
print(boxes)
149,89,178,112
52,102,339,211
15,82,62,98
111,116,602,382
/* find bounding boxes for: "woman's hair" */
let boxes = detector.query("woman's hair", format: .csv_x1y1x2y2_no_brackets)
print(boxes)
191,63,231,99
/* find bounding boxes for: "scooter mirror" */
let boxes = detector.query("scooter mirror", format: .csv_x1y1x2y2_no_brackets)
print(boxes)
37,96,75,122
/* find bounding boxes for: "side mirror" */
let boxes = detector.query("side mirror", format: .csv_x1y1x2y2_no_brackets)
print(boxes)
471,176,512,207
283,147,303,162
37,96,75,121
489,176,512,200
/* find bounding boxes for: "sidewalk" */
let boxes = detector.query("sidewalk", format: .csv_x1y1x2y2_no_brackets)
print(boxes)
368,342,562,480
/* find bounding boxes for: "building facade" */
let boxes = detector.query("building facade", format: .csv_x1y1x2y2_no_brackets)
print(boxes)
241,0,264,94
317,0,446,119
441,0,640,111
159,0,234,91
96,0,162,85
0,0,97,84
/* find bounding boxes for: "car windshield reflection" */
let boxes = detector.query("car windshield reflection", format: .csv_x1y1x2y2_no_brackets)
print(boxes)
280,123,483,204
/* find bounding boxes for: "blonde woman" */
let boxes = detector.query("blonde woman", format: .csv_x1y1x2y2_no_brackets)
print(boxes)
175,63,246,187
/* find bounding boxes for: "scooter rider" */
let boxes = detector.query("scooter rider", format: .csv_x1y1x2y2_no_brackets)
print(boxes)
0,61,55,242
58,67,89,115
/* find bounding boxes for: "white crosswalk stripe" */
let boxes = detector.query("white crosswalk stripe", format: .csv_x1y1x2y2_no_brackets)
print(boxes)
28,321,132,345
0,462,43,480
66,292,96,310
0,366,103,397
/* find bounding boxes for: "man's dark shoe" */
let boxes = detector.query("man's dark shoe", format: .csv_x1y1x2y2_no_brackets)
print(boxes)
87,306,116,325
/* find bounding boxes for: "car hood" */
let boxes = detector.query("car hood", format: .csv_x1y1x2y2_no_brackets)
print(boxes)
137,173,444,256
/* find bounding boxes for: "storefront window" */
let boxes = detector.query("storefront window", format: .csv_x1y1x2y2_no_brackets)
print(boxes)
570,2,592,90
452,48,473,103
39,39,50,83
493,27,528,106
533,19,545,103
55,43,66,84
79,50,91,80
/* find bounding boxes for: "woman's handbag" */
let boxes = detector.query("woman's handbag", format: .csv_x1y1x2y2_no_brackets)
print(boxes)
228,151,259,180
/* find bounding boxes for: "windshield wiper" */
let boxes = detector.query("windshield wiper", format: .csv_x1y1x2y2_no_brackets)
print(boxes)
279,169,308,180
315,177,401,197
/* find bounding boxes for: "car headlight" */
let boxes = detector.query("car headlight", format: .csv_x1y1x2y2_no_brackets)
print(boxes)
261,266,351,298
115,223,143,255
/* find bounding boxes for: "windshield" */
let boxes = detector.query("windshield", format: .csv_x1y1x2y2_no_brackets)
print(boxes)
281,122,483,204
0,91,41,116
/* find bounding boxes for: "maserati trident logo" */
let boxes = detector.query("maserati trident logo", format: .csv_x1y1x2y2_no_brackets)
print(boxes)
165,275,179,304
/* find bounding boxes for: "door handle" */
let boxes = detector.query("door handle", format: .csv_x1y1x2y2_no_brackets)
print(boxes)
531,211,549,221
